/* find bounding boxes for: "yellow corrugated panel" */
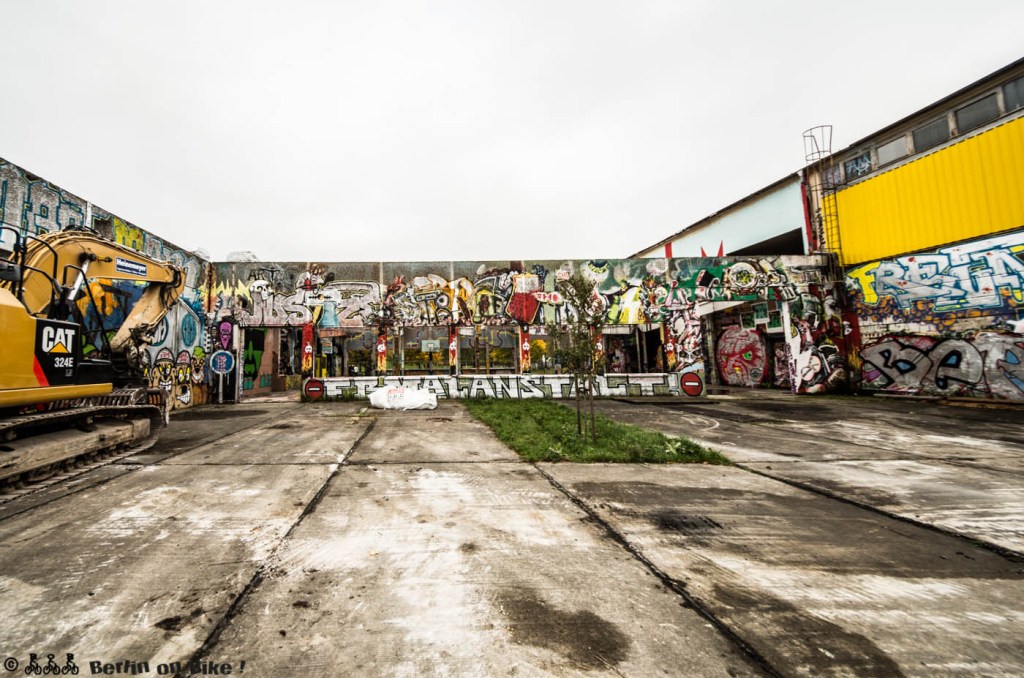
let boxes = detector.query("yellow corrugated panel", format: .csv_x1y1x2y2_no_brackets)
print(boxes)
835,115,1024,265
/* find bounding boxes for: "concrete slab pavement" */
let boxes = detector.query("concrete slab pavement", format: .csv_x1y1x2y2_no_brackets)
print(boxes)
4,395,1023,676
592,396,1024,555
544,462,1024,676
352,402,519,464
0,461,337,667
0,403,367,672
209,406,761,677
740,458,1024,554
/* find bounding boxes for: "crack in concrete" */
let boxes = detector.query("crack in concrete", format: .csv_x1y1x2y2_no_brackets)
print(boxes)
176,417,377,677
531,463,782,678
736,462,1024,563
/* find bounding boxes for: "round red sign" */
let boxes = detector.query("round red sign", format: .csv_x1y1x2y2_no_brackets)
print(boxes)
303,378,325,400
680,372,704,397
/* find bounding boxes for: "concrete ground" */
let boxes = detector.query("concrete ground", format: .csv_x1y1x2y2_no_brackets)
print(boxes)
592,393,1024,555
0,394,1022,676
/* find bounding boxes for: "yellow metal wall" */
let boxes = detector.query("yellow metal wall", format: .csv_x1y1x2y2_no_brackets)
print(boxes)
833,115,1024,265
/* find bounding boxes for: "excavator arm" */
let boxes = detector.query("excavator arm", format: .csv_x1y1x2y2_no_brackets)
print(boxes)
6,227,185,371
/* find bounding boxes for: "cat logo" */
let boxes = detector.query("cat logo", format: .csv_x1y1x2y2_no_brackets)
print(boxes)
41,326,76,354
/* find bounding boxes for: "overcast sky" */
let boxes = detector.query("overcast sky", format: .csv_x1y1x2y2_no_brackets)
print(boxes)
1,1,1021,262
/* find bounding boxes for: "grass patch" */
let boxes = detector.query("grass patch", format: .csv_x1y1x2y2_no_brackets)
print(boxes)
463,398,730,464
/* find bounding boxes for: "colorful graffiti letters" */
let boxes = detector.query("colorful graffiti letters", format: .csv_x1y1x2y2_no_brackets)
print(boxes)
861,332,1024,399
849,230,1024,313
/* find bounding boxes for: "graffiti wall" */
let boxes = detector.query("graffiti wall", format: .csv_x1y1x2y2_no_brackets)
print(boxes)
312,373,685,400
846,228,1024,399
716,327,769,386
0,158,87,252
93,213,211,409
707,266,846,393
860,332,1024,399
213,257,830,330
213,255,839,395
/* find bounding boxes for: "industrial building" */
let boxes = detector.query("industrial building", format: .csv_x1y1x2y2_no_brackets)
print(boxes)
633,56,1024,400
803,57,1024,400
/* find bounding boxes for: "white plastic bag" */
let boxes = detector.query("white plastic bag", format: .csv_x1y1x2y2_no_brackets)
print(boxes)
368,386,438,410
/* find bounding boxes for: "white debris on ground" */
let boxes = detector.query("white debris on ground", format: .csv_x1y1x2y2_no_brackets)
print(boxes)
368,386,438,410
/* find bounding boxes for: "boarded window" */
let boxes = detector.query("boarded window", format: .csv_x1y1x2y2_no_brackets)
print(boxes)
955,93,999,133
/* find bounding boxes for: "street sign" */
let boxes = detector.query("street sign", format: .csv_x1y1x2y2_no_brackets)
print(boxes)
210,350,235,375
304,378,325,400
680,372,704,397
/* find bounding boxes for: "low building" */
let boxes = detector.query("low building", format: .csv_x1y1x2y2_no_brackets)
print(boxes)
212,255,841,400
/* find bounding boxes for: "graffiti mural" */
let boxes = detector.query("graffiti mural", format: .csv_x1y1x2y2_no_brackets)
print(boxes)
784,286,847,394
216,255,823,331
150,348,174,395
209,255,840,394
716,327,767,386
861,332,1024,400
242,329,266,391
846,229,1024,399
847,228,1024,322
110,216,205,296
174,350,193,405
146,300,211,409
0,159,87,251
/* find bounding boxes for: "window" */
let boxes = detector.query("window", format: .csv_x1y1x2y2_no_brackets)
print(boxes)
955,93,999,133
912,117,949,152
1004,75,1024,112
843,152,872,180
822,165,841,191
876,137,908,166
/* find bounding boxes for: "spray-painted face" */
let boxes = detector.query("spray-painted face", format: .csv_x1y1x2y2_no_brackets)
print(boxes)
249,279,271,301
218,321,234,351
175,351,193,405
191,347,206,384
153,348,174,392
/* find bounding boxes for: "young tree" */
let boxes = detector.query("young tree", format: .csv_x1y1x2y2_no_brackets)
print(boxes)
547,271,605,440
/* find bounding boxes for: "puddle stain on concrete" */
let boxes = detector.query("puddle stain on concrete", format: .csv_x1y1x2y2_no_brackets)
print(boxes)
154,607,204,633
497,587,629,669
712,583,905,677
651,509,723,534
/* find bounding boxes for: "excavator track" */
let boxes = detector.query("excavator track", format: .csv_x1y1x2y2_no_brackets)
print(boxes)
0,387,167,494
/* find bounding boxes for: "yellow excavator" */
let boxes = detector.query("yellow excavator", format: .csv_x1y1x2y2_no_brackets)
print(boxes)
0,226,185,487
